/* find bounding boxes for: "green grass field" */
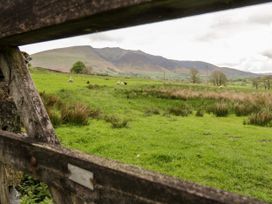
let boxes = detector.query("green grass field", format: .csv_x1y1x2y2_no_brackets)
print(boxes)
31,68,272,203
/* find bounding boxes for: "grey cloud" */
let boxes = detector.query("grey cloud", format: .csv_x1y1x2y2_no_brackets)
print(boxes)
238,56,272,73
219,58,248,68
210,6,272,30
262,51,272,59
196,14,247,42
196,6,272,43
247,11,272,25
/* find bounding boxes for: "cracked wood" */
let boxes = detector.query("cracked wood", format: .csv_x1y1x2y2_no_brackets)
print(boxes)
0,47,59,144
0,130,267,204
0,0,272,45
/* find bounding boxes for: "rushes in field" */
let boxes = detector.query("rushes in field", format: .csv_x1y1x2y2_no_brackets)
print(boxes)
246,109,272,127
207,102,229,117
144,108,160,116
104,115,129,128
40,92,63,108
195,109,205,117
233,103,259,116
47,109,62,127
61,103,90,125
167,103,192,116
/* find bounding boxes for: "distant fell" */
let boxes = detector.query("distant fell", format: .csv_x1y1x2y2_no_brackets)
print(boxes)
31,46,258,79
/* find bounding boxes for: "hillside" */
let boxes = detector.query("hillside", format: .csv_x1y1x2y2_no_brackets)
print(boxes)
31,46,258,79
31,46,119,74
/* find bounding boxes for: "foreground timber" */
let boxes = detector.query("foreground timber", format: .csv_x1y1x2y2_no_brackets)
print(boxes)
0,130,266,204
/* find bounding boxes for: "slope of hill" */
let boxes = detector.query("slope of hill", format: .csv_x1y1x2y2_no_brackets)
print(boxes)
31,46,119,74
31,46,258,79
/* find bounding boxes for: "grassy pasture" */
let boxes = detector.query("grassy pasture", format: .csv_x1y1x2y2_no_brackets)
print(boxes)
31,68,272,203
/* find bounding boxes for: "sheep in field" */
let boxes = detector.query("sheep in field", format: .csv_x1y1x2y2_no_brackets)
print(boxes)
116,81,127,85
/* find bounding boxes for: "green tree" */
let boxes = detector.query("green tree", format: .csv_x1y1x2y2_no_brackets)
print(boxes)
190,68,200,83
210,70,227,86
70,61,87,74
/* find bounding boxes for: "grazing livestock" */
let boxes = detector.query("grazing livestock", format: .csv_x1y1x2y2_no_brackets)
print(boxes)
117,81,128,85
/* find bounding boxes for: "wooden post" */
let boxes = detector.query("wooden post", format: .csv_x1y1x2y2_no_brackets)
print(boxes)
0,164,10,204
0,47,60,203
0,81,21,204
0,47,59,145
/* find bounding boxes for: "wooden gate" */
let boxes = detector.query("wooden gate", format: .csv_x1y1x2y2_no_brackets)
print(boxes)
0,1,271,203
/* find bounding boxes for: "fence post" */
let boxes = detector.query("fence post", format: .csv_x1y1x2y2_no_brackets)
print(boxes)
0,164,10,204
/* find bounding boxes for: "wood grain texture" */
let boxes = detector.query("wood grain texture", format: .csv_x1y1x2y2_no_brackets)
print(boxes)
0,0,272,45
0,47,59,144
0,130,266,204
0,164,10,204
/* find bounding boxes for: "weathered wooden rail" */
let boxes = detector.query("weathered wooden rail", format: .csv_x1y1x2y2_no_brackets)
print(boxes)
0,130,266,204
0,0,271,203
1,0,272,46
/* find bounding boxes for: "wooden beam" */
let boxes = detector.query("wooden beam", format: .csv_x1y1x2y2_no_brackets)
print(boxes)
0,130,266,204
0,0,272,46
0,47,59,144
0,164,10,204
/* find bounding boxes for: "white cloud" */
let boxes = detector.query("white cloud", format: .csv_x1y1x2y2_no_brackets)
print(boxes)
20,2,272,73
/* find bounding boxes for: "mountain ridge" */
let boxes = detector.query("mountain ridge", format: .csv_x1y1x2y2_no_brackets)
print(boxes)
31,46,258,79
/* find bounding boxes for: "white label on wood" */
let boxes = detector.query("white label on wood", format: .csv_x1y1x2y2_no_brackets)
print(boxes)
68,163,94,190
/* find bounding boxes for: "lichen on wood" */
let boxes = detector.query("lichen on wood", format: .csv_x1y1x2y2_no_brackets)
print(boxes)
0,83,22,204
0,47,59,144
0,82,20,132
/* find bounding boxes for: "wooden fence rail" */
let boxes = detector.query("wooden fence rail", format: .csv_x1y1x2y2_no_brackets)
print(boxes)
0,130,266,204
0,0,272,46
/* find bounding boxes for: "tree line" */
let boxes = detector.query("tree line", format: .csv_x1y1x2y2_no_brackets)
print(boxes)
252,76,271,90
190,68,227,86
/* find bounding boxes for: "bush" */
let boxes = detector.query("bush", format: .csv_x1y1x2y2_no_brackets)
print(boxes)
61,103,90,125
195,109,204,117
234,103,259,116
144,108,160,116
246,110,272,127
208,102,229,117
104,115,129,128
18,175,51,203
168,103,192,116
47,110,62,127
87,84,100,89
88,107,101,119
40,92,63,108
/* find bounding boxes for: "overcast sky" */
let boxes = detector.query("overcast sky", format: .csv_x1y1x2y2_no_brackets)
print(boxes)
21,3,272,73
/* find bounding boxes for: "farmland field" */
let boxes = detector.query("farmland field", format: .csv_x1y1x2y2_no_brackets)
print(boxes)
31,68,272,203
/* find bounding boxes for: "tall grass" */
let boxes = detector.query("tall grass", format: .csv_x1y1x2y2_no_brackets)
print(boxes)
207,102,229,117
167,103,192,116
61,103,90,125
132,87,272,105
126,87,272,121
233,103,259,116
104,115,129,128
246,109,272,127
40,92,94,126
